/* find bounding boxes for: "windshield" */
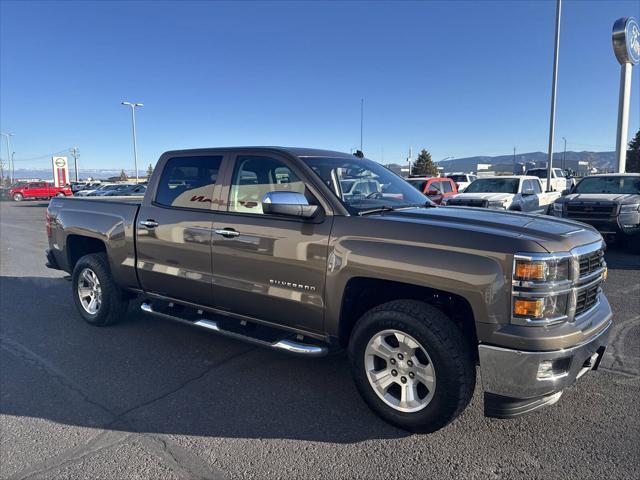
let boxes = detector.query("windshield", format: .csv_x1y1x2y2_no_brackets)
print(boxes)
574,176,640,194
301,156,429,214
448,175,468,182
464,178,519,194
407,179,428,192
527,169,547,179
553,168,566,177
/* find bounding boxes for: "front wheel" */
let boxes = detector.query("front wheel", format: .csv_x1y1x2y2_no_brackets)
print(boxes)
13,193,23,202
56,192,65,197
348,300,475,433
72,253,129,326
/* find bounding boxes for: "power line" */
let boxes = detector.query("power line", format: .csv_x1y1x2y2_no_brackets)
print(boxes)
12,148,74,162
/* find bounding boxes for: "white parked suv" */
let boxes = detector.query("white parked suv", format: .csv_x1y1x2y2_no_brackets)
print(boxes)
525,167,570,193
443,176,561,214
446,173,477,192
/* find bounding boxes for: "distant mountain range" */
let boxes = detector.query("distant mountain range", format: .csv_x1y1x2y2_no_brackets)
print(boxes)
9,150,616,181
385,150,616,175
9,168,143,182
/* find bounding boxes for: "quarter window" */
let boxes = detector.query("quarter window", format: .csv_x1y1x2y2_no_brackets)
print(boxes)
155,156,222,209
229,156,307,215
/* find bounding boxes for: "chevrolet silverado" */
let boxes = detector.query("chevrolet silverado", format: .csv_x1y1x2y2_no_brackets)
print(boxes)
45,147,612,432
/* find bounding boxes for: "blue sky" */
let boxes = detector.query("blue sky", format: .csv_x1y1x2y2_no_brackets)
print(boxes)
1,0,639,171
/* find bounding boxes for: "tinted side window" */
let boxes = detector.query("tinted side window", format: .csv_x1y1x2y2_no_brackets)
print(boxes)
229,156,306,215
428,181,442,192
155,156,222,209
442,180,453,193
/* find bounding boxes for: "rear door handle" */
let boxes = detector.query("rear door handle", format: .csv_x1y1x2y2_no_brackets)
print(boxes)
139,219,159,228
214,228,240,238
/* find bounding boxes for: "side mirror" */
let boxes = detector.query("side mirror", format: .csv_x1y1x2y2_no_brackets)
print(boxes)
262,191,319,219
522,188,535,196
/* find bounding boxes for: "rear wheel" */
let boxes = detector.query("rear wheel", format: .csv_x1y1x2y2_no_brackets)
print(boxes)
72,253,129,326
13,193,23,202
348,300,475,433
56,192,65,197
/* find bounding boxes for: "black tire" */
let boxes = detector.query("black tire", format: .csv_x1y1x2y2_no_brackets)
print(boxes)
348,300,475,433
72,253,129,326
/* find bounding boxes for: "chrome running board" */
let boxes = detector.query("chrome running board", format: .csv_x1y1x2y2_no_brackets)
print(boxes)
140,301,328,357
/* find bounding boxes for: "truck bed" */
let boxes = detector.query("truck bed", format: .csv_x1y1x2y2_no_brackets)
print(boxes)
47,196,141,290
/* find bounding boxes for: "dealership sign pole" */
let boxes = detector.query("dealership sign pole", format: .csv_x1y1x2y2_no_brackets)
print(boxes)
52,156,70,187
612,17,639,173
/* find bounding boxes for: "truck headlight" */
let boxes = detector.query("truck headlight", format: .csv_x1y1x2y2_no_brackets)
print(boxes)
488,200,507,209
513,294,569,321
620,203,640,213
553,202,563,213
514,257,569,283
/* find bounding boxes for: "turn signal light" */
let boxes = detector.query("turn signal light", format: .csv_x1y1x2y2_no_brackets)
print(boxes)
513,298,544,318
514,261,546,281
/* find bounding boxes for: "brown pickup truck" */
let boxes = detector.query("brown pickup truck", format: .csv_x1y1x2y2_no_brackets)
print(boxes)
45,147,612,432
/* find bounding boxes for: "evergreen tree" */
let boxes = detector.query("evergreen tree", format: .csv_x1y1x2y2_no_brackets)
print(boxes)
412,149,439,176
626,129,640,173
146,163,154,177
118,169,128,181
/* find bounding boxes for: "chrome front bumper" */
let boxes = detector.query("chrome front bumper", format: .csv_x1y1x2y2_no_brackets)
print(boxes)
478,310,612,418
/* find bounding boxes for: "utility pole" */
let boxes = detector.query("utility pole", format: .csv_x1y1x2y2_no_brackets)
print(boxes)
562,137,567,170
360,98,364,152
70,147,80,182
546,0,562,192
0,133,14,184
121,101,143,182
407,147,413,176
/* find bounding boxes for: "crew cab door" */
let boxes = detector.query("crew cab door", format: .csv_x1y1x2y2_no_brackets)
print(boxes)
521,179,541,213
135,153,227,306
210,152,332,333
426,180,443,204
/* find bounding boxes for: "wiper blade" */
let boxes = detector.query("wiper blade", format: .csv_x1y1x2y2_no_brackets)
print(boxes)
358,205,397,216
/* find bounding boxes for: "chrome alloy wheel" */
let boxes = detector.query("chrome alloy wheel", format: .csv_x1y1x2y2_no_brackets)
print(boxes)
77,268,102,315
365,329,436,413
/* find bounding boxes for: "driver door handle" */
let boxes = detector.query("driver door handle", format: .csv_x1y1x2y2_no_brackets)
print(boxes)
139,219,159,228
214,228,240,238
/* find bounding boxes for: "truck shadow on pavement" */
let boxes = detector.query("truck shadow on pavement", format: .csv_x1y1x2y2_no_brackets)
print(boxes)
0,275,410,443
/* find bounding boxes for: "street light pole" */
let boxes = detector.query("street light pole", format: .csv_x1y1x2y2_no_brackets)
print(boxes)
562,137,567,170
546,0,562,192
360,98,364,152
121,101,143,182
0,132,14,184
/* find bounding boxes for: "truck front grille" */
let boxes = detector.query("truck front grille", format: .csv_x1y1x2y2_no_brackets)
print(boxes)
449,199,488,208
565,202,617,219
575,284,600,316
578,249,605,278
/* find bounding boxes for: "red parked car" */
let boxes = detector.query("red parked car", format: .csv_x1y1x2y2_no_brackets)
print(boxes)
406,176,458,204
10,181,72,202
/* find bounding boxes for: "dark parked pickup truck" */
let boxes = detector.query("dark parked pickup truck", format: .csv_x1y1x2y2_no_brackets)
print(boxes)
46,147,612,432
552,173,640,242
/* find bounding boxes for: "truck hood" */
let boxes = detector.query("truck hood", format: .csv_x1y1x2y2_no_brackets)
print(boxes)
559,193,640,205
449,192,514,202
374,206,601,253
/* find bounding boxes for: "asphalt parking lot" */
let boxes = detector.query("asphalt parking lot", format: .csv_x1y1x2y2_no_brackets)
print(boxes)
0,200,638,480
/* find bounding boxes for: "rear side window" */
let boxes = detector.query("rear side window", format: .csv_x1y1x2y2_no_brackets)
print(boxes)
155,156,223,209
428,181,442,193
442,180,453,193
531,180,542,194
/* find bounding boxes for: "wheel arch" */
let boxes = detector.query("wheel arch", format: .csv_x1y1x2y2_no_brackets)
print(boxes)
337,277,479,359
